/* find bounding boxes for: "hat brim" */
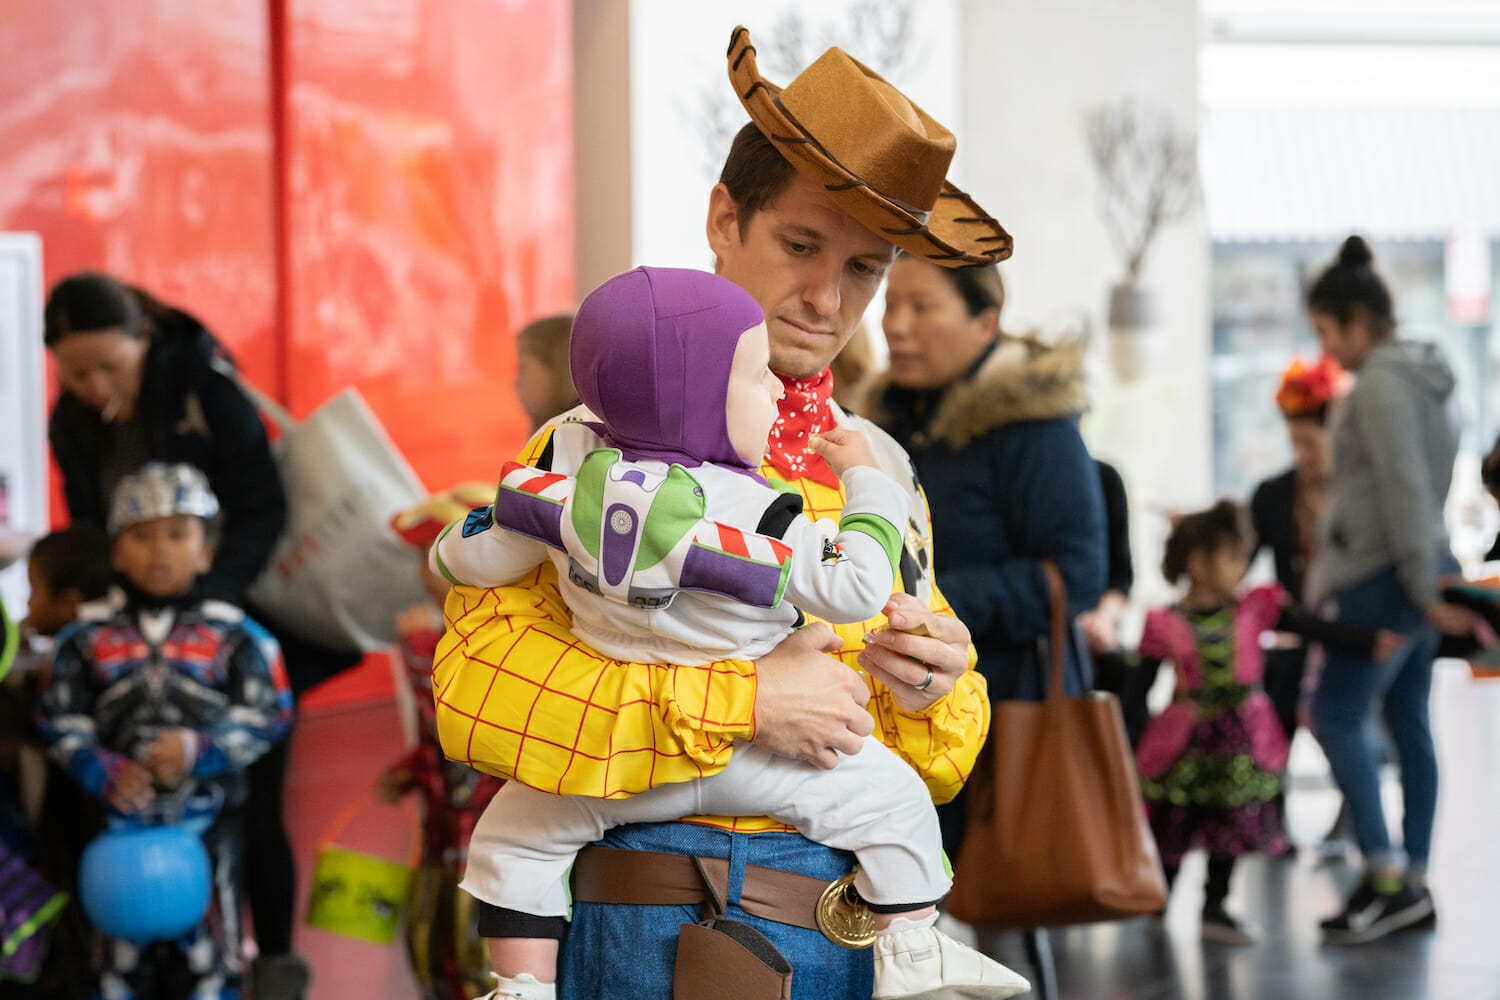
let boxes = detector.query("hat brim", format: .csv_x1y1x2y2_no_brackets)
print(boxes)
727,26,1012,268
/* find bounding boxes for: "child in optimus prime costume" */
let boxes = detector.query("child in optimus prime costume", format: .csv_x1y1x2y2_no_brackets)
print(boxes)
434,267,1027,1000
37,463,293,1000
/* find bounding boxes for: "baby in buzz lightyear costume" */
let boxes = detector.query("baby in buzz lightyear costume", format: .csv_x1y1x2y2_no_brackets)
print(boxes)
433,266,1027,1000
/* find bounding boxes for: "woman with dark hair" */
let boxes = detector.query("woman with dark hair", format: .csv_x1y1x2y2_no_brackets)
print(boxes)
45,273,285,602
872,252,1107,990
1303,236,1469,944
44,271,335,998
1250,356,1348,839
874,254,1105,703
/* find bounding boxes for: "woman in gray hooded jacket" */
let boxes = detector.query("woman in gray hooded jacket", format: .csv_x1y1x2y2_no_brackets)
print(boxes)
1305,235,1470,945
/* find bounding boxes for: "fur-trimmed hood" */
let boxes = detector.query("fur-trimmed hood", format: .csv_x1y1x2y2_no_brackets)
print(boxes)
868,335,1090,450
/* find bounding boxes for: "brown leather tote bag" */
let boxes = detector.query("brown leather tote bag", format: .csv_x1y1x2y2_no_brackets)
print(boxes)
946,561,1167,928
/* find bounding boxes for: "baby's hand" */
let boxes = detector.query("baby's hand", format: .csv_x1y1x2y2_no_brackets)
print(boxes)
107,760,155,814
807,427,877,478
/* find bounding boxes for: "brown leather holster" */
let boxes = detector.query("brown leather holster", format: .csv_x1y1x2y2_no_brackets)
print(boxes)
569,846,827,1000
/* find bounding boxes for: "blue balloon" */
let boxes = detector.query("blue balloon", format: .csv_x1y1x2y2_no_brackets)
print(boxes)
78,826,212,944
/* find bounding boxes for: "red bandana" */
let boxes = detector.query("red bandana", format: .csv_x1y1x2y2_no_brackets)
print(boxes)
765,369,841,489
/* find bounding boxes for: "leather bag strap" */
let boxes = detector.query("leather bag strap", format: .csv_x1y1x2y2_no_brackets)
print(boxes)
1040,558,1068,703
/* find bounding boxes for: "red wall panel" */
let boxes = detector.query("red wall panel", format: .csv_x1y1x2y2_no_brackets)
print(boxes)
0,1,280,387
284,0,574,491
3,0,573,514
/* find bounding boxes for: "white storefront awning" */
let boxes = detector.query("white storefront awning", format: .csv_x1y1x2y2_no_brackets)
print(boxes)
1202,106,1500,242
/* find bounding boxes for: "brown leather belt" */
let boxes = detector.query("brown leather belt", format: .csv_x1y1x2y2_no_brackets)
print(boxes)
570,845,829,932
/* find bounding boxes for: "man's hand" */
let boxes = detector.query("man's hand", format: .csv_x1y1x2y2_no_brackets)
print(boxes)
142,731,192,786
106,760,155,814
857,593,972,712
807,427,877,478
752,622,873,770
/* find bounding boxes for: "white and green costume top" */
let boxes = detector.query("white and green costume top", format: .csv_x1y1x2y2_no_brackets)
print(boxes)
434,420,908,666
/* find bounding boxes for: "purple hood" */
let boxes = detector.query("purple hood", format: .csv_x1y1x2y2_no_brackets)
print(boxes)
571,266,766,471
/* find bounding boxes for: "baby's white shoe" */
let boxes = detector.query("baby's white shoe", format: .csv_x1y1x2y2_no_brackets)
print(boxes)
871,914,1031,999
475,972,556,1000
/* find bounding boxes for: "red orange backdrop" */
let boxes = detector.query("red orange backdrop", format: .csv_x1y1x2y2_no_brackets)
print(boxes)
0,0,575,517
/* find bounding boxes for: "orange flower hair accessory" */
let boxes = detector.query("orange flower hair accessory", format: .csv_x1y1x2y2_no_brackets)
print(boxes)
389,482,495,549
1275,355,1350,418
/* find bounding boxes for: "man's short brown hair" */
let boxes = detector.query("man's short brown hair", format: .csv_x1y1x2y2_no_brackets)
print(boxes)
717,123,798,237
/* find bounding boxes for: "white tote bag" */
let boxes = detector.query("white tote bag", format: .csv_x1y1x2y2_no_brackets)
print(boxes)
221,362,429,653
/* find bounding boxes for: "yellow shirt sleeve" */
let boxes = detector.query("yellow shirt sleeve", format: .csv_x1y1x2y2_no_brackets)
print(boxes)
430,423,990,822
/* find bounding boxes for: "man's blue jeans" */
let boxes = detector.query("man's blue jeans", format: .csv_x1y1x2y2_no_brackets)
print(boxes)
559,822,872,1000
1310,566,1441,872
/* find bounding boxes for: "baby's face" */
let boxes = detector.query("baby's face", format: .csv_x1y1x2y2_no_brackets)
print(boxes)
723,322,784,466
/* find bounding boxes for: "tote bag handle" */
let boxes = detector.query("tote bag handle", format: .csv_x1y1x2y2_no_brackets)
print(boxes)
209,355,294,435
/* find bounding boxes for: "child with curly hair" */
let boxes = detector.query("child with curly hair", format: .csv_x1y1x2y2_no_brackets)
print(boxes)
1137,500,1398,944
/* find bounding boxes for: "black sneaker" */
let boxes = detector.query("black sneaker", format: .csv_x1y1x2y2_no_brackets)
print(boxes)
1406,884,1438,930
1201,903,1260,945
1321,878,1435,944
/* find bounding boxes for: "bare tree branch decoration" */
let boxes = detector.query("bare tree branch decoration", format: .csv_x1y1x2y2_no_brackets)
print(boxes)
1084,99,1197,283
684,0,920,184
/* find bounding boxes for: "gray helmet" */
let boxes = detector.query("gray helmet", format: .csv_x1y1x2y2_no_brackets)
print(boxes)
108,462,220,535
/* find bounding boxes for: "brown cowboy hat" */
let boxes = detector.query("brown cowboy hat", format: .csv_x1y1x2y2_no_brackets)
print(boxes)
727,25,1012,268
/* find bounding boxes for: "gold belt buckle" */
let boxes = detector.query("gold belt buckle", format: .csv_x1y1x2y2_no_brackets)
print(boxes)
815,871,876,949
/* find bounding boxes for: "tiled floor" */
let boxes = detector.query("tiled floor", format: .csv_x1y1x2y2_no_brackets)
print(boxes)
946,661,1500,1000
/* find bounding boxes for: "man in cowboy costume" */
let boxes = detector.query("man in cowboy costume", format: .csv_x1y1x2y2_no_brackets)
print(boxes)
432,25,1013,1000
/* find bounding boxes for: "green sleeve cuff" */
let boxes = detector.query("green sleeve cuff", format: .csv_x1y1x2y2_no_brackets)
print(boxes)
839,512,902,575
432,520,464,586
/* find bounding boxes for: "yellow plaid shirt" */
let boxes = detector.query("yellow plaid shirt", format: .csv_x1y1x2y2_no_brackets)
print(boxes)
432,416,989,833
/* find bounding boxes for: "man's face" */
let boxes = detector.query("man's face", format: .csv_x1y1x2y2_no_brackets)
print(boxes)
707,173,894,379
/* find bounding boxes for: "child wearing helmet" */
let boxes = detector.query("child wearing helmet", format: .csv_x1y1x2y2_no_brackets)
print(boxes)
433,267,1027,1000
35,461,293,1000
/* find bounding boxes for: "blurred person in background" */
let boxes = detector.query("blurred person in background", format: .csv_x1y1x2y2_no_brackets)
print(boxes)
1080,459,1146,746
1250,355,1354,851
1137,500,1397,945
1304,235,1469,944
870,252,1106,989
513,314,578,433
0,526,114,997
830,320,878,414
382,485,505,1000
43,271,353,998
872,253,1105,710
36,463,293,1000
1482,436,1500,562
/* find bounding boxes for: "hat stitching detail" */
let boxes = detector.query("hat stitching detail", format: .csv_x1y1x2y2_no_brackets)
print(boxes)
728,26,751,59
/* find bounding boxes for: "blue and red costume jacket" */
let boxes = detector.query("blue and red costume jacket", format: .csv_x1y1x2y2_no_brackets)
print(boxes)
36,586,293,828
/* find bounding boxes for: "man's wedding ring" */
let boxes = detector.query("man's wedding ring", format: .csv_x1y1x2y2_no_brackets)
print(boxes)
913,667,934,691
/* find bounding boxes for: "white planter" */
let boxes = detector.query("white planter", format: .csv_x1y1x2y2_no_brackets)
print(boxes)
1106,281,1158,382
